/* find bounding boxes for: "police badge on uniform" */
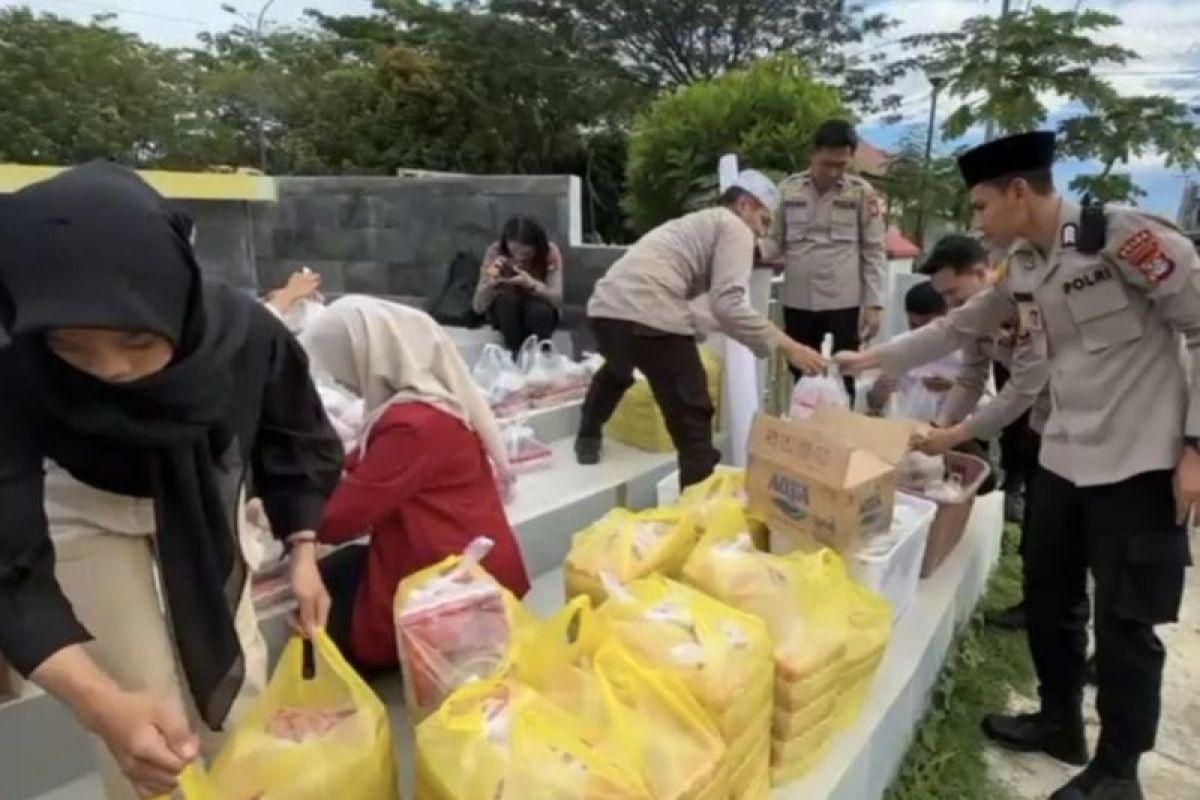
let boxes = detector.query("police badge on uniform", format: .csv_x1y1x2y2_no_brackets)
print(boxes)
1117,229,1176,286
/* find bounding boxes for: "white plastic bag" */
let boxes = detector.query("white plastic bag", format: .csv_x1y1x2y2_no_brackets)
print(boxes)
789,334,849,420
395,537,529,721
473,344,528,414
284,297,326,335
315,376,365,453
520,337,591,406
501,420,554,473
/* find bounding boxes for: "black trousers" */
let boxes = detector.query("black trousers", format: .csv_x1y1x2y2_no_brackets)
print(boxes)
993,362,1039,493
488,289,559,354
578,318,718,488
318,544,392,681
783,306,859,398
1024,467,1190,770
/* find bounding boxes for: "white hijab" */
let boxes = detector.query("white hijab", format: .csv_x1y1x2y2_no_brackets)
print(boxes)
299,295,510,474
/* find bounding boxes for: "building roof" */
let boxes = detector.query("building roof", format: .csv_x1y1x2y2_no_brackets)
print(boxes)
854,140,894,178
886,227,921,259
0,164,277,201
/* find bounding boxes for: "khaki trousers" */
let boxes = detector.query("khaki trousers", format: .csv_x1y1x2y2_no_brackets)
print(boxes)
46,463,268,800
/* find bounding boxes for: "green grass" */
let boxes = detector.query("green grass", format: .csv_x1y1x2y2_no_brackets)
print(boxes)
885,526,1035,800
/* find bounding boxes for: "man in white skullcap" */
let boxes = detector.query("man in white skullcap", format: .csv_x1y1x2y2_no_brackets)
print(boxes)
578,169,825,488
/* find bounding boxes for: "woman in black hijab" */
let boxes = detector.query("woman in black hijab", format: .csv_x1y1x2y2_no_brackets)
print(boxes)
0,163,343,798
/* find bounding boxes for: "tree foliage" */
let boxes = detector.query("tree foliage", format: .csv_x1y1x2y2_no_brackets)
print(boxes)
916,8,1135,139
1059,94,1200,204
877,131,968,246
492,0,910,116
913,6,1199,206
0,9,201,166
624,57,844,233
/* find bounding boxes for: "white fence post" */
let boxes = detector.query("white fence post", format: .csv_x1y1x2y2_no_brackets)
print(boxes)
717,154,764,468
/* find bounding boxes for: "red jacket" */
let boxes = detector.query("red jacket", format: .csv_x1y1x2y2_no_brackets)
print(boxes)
319,402,530,668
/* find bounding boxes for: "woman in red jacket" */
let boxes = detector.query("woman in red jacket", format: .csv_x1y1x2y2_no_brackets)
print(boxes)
301,296,530,672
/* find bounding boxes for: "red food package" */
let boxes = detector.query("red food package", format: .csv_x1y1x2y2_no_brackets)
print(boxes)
395,538,529,720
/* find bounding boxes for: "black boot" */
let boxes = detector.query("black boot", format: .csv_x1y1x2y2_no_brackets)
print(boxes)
986,600,1027,630
575,436,602,465
1049,763,1143,800
982,711,1089,766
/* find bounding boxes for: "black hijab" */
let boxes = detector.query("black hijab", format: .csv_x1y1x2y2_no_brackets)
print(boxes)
0,162,253,729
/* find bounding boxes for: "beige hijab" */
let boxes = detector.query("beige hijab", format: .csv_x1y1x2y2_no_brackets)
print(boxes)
299,295,510,473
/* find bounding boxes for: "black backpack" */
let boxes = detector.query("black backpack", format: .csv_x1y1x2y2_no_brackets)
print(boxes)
428,250,485,328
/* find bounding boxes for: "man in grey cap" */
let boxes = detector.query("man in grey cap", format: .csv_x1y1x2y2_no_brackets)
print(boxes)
577,169,824,488
838,131,1200,800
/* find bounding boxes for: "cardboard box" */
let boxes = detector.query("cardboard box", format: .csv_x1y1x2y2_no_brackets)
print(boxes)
746,407,918,553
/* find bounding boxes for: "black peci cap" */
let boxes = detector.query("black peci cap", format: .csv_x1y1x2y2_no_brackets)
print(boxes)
957,131,1056,188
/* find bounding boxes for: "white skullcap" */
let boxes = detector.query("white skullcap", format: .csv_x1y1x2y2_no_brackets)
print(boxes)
730,169,780,213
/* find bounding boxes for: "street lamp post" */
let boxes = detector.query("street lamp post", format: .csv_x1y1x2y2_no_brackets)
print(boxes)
221,0,277,172
914,76,945,249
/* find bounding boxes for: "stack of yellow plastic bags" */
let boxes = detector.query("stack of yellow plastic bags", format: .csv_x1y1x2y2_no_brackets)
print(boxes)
565,507,697,606
676,469,769,551
681,503,892,786
598,574,775,799
416,595,730,800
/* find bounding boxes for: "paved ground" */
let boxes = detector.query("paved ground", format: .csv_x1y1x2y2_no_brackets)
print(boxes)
986,550,1200,799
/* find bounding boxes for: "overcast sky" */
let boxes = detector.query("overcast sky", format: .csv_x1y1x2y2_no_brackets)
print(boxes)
8,0,1199,216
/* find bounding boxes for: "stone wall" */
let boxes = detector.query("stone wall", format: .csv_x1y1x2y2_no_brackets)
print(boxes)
253,175,587,302
185,199,259,290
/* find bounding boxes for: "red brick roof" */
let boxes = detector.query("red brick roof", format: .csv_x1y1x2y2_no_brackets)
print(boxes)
886,227,921,259
855,140,894,178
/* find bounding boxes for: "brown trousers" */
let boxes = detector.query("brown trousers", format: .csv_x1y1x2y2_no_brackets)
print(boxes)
579,318,719,488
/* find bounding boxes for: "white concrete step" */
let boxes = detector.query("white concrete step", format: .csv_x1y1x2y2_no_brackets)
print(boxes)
500,398,582,445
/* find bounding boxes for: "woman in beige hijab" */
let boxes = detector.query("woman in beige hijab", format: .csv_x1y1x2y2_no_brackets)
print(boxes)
300,296,529,671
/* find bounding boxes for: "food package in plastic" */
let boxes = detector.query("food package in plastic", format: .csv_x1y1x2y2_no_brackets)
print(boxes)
788,333,849,421
789,372,850,421
564,508,697,607
513,599,730,800
205,632,399,800
682,531,893,784
473,343,529,415
415,678,652,800
598,574,773,798
394,538,532,721
676,470,769,551
517,336,591,406
499,420,554,473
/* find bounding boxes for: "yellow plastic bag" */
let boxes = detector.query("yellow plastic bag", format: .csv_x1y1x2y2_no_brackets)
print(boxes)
415,678,651,800
208,632,399,800
564,507,697,607
395,537,533,721
682,529,893,785
153,764,219,800
593,641,728,800
606,346,723,452
597,574,773,797
677,471,768,550
514,598,728,800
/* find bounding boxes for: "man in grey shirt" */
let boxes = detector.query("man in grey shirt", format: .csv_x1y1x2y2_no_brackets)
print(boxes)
578,170,823,488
